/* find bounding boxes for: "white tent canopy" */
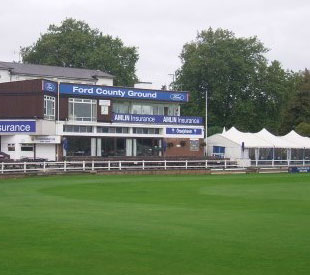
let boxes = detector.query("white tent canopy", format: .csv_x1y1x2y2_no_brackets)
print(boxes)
255,129,300,149
281,131,310,149
220,127,310,149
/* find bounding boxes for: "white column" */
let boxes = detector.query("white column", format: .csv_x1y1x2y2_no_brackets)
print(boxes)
159,139,162,157
97,138,102,157
126,139,132,156
91,138,96,157
133,139,137,156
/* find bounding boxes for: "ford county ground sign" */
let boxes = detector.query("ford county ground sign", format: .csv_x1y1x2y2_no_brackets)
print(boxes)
54,83,189,103
0,121,36,133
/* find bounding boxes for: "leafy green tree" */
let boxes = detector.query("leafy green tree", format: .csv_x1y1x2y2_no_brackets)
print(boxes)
281,69,310,133
21,18,139,86
296,122,310,137
174,28,297,133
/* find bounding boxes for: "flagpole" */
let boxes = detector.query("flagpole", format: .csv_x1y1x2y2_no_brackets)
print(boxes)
205,88,208,157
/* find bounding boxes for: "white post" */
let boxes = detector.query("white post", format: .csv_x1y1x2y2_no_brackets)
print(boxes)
108,161,111,171
43,162,46,173
185,160,188,170
142,160,145,170
82,161,85,171
24,162,26,173
205,160,208,169
224,159,227,169
119,161,122,171
1,162,4,174
64,161,67,172
164,160,167,170
92,160,95,171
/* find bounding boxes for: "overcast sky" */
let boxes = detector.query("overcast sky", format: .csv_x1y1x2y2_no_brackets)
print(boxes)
0,0,309,88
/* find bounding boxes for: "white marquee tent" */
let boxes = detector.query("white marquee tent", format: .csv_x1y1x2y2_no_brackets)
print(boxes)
207,127,310,166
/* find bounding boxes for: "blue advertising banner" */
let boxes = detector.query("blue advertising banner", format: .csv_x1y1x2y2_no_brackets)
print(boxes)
289,167,310,173
166,128,202,135
58,83,189,102
0,121,36,133
112,113,203,125
42,80,58,93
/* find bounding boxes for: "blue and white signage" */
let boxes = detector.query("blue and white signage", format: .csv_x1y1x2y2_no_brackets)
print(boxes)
58,83,189,102
112,113,203,125
43,80,58,93
166,128,202,135
0,121,36,133
289,167,310,173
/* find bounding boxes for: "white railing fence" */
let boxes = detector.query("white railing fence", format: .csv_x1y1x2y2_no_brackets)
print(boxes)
0,159,240,174
251,159,310,167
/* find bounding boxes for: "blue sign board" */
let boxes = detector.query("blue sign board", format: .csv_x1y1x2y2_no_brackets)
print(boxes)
166,128,202,135
0,121,36,133
289,167,310,173
112,113,203,125
42,80,58,93
57,83,189,102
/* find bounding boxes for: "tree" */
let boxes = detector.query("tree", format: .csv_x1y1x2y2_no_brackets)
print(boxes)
174,28,297,134
281,69,310,133
21,18,139,86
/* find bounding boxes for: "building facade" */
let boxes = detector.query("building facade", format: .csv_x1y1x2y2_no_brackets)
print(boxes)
0,75,204,161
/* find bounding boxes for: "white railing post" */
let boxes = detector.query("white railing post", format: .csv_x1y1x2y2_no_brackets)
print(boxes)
1,162,4,174
64,161,67,172
185,160,188,170
108,161,111,171
142,160,145,170
224,159,227,169
43,162,46,173
24,162,27,173
119,161,122,171
82,161,85,171
91,160,95,171
205,160,208,169
256,159,258,167
272,159,274,167
303,159,305,167
164,160,167,170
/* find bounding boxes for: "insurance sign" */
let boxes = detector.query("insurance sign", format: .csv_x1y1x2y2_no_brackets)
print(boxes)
0,121,36,133
112,113,203,125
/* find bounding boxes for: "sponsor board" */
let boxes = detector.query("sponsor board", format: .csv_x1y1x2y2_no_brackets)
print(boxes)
0,121,36,133
166,128,203,135
289,167,310,173
112,113,203,125
55,83,189,102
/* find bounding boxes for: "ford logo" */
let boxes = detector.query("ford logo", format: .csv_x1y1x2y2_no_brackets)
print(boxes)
170,94,185,101
45,82,56,92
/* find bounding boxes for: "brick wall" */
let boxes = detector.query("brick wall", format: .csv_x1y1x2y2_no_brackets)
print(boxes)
164,138,204,157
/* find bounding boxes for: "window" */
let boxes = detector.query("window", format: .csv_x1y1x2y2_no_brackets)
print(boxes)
63,125,93,133
21,144,34,152
69,98,97,121
8,144,15,151
133,128,160,134
97,127,129,134
112,103,130,114
44,96,55,120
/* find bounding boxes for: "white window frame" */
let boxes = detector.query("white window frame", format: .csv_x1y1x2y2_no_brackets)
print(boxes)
44,95,56,120
69,98,97,122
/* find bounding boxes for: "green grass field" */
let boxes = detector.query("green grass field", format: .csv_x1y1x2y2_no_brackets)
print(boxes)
1,173,310,275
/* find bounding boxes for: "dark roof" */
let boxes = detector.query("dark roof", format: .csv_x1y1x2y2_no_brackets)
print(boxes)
0,61,114,80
